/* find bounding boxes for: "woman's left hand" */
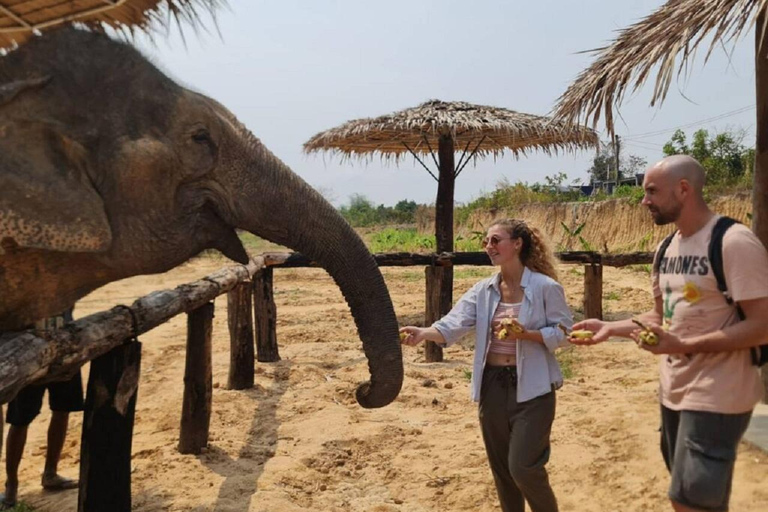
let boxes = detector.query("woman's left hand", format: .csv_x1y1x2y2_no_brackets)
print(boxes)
492,318,525,339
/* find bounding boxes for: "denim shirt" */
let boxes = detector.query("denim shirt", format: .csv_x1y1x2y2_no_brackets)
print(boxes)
432,267,573,403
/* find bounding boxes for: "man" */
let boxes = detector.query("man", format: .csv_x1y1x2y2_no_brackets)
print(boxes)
572,155,768,512
0,309,83,509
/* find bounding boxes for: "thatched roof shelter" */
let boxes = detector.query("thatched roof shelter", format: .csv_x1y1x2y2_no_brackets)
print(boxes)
0,0,222,50
305,99,597,161
553,0,763,134
305,99,596,362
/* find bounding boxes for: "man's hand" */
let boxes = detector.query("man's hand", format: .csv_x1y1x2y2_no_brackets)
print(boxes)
630,323,687,354
569,319,611,345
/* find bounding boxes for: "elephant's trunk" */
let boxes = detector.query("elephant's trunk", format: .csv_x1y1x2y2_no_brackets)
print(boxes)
234,144,403,408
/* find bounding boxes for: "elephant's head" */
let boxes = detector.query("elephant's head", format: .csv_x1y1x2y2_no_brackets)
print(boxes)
0,28,402,408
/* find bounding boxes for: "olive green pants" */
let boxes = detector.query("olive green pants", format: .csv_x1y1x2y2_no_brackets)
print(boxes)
479,366,558,512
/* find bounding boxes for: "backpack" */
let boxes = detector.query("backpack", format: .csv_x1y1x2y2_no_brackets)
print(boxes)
653,216,768,367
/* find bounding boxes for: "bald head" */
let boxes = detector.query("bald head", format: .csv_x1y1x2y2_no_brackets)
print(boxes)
649,155,706,195
642,155,710,226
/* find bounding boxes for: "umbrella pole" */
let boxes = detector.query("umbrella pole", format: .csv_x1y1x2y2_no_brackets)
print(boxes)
424,135,456,362
755,7,768,400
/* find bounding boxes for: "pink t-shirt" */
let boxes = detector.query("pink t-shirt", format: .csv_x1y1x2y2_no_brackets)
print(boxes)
652,215,768,413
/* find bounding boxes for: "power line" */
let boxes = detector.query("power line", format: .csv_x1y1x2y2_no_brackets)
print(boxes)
622,140,664,151
623,105,755,141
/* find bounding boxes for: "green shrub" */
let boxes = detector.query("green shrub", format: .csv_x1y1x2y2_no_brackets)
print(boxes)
368,228,435,252
612,184,645,203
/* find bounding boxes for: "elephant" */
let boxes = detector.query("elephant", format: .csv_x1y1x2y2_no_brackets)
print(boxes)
0,27,402,409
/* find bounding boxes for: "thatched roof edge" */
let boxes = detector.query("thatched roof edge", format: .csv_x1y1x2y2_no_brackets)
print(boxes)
0,0,224,50
304,100,598,163
553,0,766,134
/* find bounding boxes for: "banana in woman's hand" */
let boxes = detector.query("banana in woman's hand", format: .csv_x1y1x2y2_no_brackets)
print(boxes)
498,318,524,339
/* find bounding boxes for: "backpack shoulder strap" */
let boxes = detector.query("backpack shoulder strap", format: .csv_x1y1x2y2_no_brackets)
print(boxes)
708,216,743,318
653,230,677,274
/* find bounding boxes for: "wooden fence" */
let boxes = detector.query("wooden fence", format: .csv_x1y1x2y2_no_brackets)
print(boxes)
0,250,652,511
261,250,655,361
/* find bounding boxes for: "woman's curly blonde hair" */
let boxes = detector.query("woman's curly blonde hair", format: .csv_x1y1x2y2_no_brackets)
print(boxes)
489,218,558,281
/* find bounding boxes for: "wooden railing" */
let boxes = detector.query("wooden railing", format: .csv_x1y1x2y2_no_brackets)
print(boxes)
259,250,655,355
0,250,653,512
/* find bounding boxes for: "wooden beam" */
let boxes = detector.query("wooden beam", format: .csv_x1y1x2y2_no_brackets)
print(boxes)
262,251,654,268
424,266,452,362
228,282,255,390
253,268,280,363
0,5,30,29
178,303,214,455
583,264,603,320
78,342,141,512
755,7,768,401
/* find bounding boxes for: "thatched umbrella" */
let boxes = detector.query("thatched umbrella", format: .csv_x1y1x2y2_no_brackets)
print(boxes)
0,0,222,50
553,0,768,390
305,99,597,361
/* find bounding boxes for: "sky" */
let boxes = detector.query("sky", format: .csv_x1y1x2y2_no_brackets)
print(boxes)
132,0,756,207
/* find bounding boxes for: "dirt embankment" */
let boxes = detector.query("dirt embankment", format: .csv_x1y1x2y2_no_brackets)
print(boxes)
419,193,752,252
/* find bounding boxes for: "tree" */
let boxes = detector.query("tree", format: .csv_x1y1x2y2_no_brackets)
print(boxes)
585,140,646,184
663,128,752,185
339,194,377,227
339,195,422,226
625,154,648,177
586,141,615,183
393,200,418,223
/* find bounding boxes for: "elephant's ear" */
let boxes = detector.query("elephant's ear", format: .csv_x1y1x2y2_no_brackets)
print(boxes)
0,119,112,253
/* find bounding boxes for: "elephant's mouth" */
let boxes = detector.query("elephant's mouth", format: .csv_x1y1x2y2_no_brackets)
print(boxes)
201,203,249,263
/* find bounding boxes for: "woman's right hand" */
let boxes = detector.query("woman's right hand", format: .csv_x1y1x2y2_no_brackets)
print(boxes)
399,326,426,346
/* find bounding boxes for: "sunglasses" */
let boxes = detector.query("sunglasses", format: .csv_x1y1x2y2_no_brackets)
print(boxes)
481,235,513,248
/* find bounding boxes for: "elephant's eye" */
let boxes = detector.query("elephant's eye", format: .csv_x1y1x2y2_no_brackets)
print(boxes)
192,129,212,144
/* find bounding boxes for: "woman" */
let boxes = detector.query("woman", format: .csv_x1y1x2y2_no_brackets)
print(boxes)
400,219,572,512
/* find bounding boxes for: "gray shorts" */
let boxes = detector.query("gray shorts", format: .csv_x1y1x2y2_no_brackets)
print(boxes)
661,405,752,512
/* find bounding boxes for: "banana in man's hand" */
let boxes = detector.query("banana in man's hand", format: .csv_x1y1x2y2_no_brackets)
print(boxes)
632,319,659,346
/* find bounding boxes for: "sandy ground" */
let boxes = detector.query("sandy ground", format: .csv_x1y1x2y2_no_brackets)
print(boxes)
8,259,768,511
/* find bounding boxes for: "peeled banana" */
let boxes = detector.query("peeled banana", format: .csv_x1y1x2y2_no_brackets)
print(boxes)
399,332,408,341
632,319,659,346
570,329,594,340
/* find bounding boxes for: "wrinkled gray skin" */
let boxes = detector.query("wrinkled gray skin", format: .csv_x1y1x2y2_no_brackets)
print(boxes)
0,28,402,408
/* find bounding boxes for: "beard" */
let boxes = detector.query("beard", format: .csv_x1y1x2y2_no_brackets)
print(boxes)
648,203,681,225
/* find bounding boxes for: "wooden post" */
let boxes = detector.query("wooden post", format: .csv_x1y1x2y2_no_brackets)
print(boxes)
583,264,603,320
228,282,255,390
755,8,768,401
424,266,453,362
78,342,141,512
423,134,457,362
253,267,280,363
178,302,213,455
